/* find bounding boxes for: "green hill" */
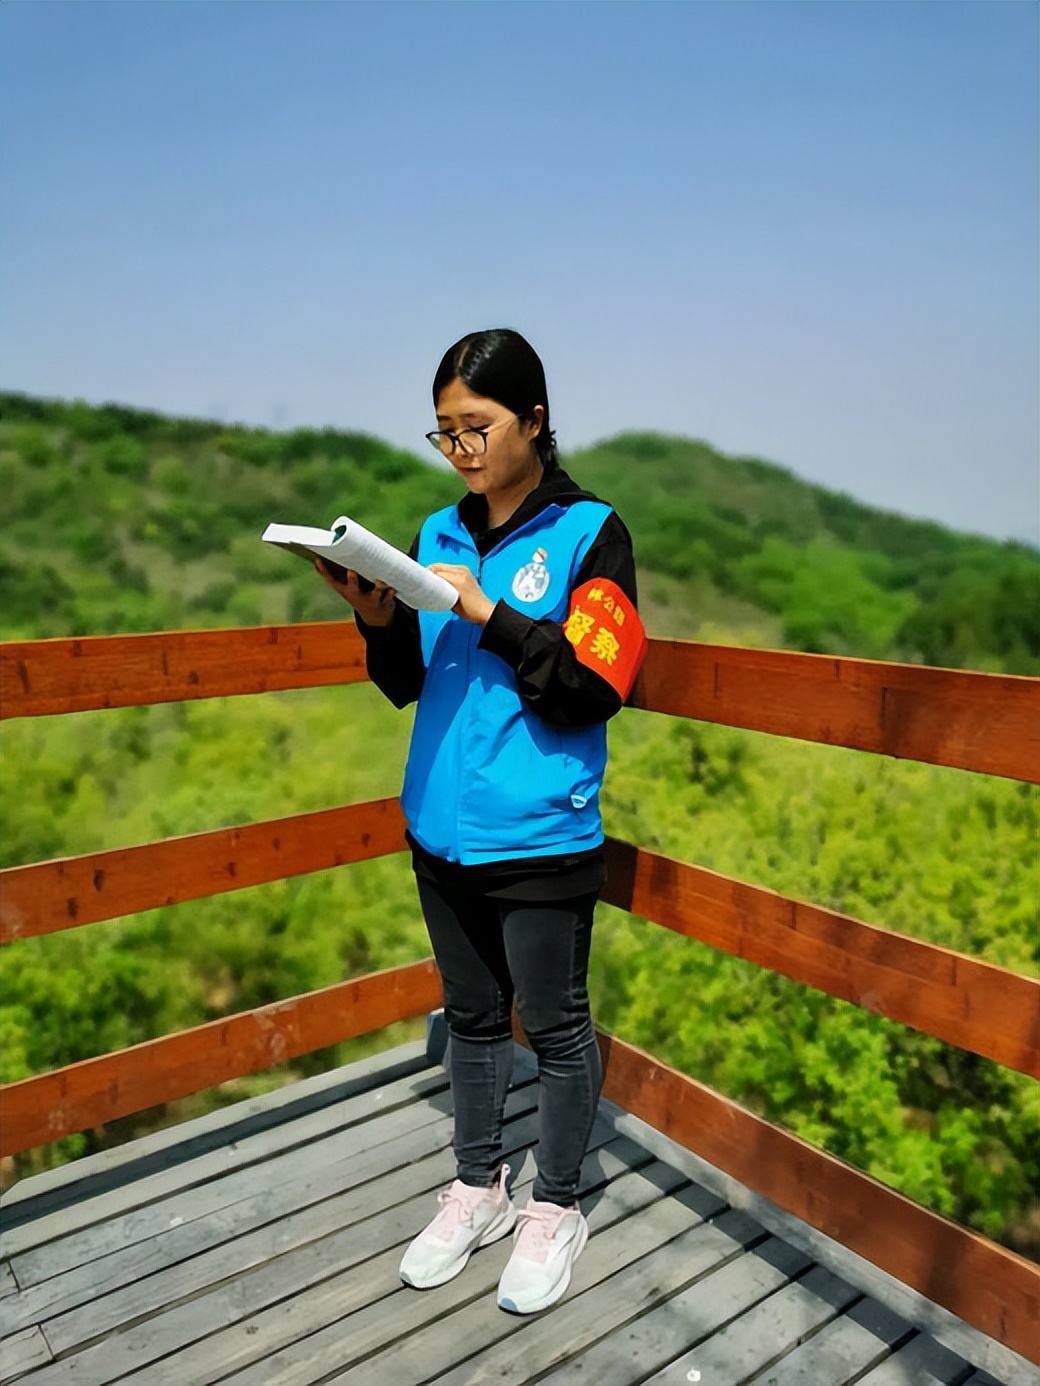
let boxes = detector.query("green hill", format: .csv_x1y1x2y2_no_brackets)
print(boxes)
571,433,1038,671
1,392,1036,672
1,393,1036,1259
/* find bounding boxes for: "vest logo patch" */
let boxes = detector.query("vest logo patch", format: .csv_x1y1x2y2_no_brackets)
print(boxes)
511,547,551,602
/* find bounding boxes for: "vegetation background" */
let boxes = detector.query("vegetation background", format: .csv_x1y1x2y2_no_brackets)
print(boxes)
1,392,1036,1260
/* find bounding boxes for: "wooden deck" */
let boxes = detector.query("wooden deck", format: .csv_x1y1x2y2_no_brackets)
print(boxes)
1,1037,1034,1386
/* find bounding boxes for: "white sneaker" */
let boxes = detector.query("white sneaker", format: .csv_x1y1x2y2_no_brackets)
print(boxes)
496,1197,588,1314
399,1164,515,1289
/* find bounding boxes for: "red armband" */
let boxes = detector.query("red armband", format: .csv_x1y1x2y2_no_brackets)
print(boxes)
561,578,648,700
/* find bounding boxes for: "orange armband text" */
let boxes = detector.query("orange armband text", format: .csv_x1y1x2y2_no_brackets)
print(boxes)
562,578,648,700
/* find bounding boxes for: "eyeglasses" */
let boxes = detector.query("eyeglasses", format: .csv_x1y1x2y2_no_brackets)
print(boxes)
425,416,515,457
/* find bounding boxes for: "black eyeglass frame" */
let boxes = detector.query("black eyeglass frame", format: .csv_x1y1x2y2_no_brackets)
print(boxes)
425,415,518,457
424,427,489,456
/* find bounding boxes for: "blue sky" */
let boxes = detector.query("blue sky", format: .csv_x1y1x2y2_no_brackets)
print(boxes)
2,0,1037,542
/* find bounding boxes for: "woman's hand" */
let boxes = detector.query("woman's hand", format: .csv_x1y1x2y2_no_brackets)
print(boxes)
315,561,397,627
428,564,495,626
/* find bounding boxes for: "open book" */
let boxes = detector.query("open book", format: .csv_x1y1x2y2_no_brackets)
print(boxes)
261,514,458,612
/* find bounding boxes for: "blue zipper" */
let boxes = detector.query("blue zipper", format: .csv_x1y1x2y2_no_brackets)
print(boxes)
434,503,573,862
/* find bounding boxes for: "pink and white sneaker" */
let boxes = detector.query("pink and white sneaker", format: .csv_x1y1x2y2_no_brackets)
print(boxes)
399,1164,515,1289
496,1197,589,1314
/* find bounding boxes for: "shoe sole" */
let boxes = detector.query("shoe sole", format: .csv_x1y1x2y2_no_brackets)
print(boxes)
497,1217,589,1314
399,1204,517,1290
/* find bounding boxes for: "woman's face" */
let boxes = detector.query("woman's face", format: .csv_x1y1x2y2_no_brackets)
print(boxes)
434,377,544,502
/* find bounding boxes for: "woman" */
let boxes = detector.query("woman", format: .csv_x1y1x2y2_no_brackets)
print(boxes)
317,328,646,1314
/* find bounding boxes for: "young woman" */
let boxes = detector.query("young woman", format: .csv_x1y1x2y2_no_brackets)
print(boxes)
317,328,646,1314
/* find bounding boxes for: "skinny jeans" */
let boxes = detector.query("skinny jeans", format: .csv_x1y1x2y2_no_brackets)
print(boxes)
416,877,603,1208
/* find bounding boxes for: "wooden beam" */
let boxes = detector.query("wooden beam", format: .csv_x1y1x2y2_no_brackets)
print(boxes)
631,641,1040,783
0,799,409,943
5,819,1033,1080
0,622,368,719
602,840,1039,1078
5,626,1035,784
592,1029,1040,1364
0,958,442,1157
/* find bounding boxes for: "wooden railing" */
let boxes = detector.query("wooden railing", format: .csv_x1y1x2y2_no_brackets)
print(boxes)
1,624,1037,1361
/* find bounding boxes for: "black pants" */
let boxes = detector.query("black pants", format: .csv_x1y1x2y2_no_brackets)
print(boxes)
416,877,603,1207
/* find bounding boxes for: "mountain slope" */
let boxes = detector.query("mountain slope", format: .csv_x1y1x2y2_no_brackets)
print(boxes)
569,432,1038,670
1,394,1036,673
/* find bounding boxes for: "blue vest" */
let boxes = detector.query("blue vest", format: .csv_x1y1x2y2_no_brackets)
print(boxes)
401,499,615,865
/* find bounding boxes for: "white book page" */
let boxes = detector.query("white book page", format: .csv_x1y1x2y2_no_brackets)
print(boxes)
261,515,458,612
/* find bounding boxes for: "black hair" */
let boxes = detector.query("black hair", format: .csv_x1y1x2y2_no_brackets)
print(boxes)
432,328,559,471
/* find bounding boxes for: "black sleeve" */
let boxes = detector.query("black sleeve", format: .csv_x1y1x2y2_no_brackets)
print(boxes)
477,512,640,728
353,534,426,709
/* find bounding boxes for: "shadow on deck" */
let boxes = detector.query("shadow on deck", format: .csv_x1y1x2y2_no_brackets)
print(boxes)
1,1037,1032,1386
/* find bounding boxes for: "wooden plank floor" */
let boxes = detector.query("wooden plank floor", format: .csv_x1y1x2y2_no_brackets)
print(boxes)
0,1039,1033,1386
